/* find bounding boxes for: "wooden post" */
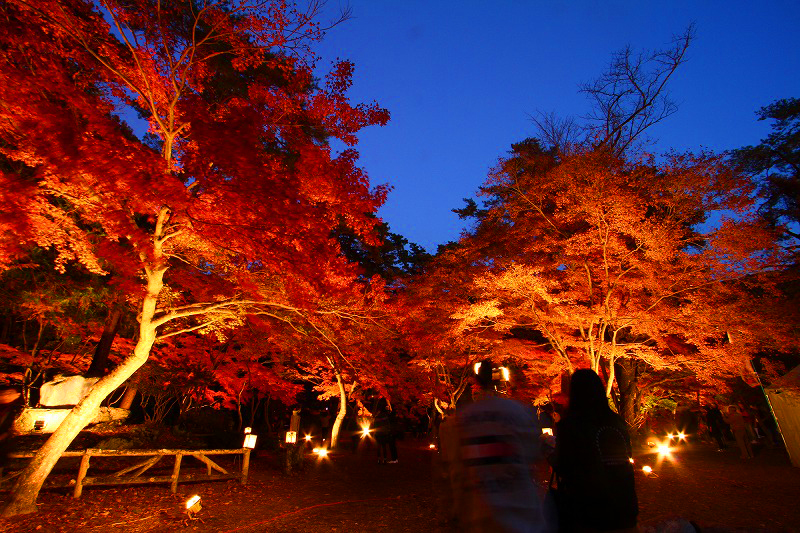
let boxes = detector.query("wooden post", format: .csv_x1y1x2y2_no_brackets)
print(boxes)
170,453,183,493
241,449,250,485
74,451,91,499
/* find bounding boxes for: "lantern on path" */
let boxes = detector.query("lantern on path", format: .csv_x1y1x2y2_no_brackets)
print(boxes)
186,495,202,519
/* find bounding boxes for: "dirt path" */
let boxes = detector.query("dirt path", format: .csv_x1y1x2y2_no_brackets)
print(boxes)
1,438,798,532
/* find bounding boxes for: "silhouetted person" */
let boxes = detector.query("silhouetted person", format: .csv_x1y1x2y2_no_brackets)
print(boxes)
723,405,754,459
554,369,638,532
449,360,544,532
704,403,727,451
374,405,398,463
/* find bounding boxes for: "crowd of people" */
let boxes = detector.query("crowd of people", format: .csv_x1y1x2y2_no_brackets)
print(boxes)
436,363,638,533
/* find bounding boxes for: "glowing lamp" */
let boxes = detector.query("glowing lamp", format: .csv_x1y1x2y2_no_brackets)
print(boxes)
541,428,554,436
642,465,653,474
677,432,686,440
243,434,258,449
629,457,635,464
186,495,202,518
313,447,329,457
285,431,297,444
360,425,371,438
473,362,481,374
429,443,436,449
304,434,312,442
500,366,510,381
657,443,670,456
244,427,252,434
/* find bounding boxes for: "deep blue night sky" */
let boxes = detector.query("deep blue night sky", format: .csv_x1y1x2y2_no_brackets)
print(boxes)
313,1,800,251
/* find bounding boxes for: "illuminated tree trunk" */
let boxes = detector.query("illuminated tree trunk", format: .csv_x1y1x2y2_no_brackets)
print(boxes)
329,366,348,449
2,261,166,517
615,358,640,431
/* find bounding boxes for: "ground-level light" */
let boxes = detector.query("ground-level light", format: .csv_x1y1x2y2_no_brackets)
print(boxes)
186,495,202,519
360,425,371,438
542,428,554,436
642,465,652,474
429,443,436,449
312,447,329,458
244,427,252,434
285,431,297,444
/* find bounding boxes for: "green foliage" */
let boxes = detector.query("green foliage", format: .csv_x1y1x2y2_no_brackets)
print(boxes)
335,217,431,285
731,97,800,239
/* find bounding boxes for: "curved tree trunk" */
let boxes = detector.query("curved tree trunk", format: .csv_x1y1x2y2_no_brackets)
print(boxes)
2,266,166,517
329,368,348,449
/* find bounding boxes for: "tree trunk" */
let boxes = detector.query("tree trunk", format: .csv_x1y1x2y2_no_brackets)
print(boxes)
87,305,123,377
330,369,348,449
2,266,166,517
249,394,259,429
264,393,272,435
615,358,639,431
118,370,141,411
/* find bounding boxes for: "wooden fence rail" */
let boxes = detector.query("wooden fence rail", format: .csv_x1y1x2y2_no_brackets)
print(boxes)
6,448,251,498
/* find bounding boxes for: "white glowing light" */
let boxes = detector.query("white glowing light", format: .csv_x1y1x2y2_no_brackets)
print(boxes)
542,428,554,436
677,432,686,440
304,434,312,442
473,362,481,375
629,457,635,464
666,433,674,439
642,465,653,474
657,443,670,456
313,448,329,457
186,495,201,510
243,434,258,449
244,427,252,434
429,444,436,449
500,366,510,381
360,425,371,437
285,431,297,444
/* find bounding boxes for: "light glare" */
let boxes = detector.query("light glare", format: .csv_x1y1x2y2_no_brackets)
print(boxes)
186,495,201,509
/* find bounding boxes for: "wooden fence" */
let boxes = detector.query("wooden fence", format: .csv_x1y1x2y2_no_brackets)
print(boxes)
6,448,251,498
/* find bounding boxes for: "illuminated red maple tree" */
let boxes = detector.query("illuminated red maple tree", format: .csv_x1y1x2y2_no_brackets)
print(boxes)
435,142,789,424
0,0,387,515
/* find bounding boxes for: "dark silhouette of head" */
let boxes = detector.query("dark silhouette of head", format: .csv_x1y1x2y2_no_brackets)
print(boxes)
568,368,608,413
475,359,494,390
